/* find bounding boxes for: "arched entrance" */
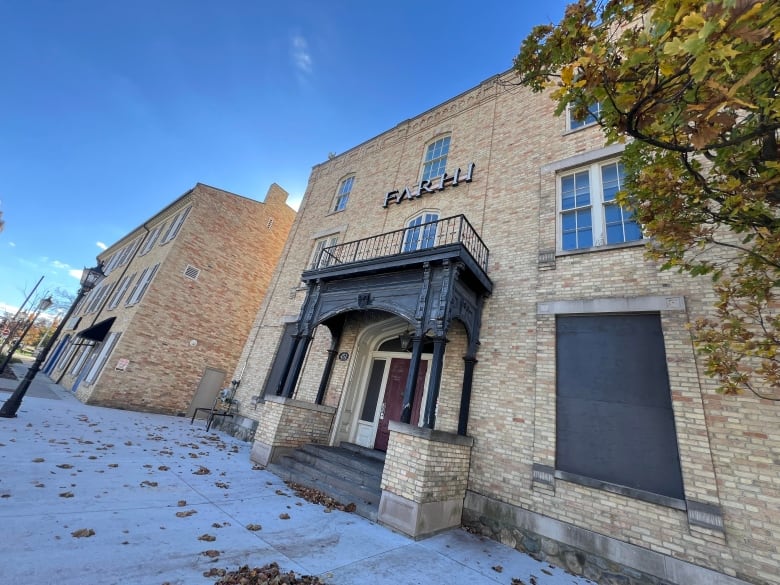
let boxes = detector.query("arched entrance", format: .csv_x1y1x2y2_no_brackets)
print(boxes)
350,332,433,451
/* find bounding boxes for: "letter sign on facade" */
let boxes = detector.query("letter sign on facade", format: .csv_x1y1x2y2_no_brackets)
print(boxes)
382,162,475,208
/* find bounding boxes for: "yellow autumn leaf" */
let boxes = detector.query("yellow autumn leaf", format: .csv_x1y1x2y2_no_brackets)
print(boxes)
560,64,574,86
681,12,706,30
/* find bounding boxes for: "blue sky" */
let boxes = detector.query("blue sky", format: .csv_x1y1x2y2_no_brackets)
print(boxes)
0,0,570,313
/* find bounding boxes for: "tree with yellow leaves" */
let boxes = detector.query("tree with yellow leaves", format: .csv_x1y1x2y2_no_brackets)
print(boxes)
516,0,779,398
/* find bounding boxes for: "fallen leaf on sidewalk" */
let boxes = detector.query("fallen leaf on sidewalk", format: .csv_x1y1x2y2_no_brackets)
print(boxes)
175,509,197,518
32,458,44,463
201,549,220,558
198,534,216,542
193,466,210,475
212,563,325,584
177,500,187,507
59,491,74,498
140,480,158,487
279,513,290,520
492,565,503,573
56,464,73,469
71,528,95,538
246,524,262,531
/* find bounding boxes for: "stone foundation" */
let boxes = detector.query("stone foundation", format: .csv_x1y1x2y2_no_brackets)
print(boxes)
463,491,750,585
210,413,258,442
249,395,335,466
378,421,473,539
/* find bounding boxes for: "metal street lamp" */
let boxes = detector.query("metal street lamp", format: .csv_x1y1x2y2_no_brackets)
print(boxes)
0,264,105,418
0,296,54,375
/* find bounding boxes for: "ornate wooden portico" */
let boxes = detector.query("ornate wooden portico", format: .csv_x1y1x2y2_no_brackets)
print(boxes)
251,215,492,538
274,214,492,434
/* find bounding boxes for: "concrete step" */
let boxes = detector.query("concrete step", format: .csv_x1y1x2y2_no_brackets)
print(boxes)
296,445,384,487
267,443,386,522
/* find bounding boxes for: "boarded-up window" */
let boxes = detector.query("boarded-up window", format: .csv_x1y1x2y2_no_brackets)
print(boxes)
556,313,684,500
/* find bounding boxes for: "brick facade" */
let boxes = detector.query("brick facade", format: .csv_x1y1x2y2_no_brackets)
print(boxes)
234,74,779,584
47,183,295,415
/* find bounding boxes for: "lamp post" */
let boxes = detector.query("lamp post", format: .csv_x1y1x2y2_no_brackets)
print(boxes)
0,296,54,375
0,264,104,418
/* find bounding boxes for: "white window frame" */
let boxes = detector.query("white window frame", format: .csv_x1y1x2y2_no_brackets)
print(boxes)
566,102,602,132
420,136,450,182
139,224,163,256
160,206,191,245
103,252,119,276
310,235,339,269
333,176,354,212
84,332,121,385
107,274,134,310
403,211,439,252
119,237,141,267
125,263,160,306
71,345,93,375
86,284,111,314
558,159,642,252
55,339,79,372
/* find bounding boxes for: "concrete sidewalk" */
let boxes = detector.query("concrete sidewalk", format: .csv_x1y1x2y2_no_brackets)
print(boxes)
0,366,592,585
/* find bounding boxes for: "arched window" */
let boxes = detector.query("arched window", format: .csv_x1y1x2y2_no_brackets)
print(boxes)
421,136,450,182
403,212,439,252
333,175,354,212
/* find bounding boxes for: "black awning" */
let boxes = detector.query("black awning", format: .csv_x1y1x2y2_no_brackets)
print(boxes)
77,317,116,342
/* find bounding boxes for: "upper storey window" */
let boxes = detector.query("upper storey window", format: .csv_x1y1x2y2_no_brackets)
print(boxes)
333,176,354,212
160,206,191,245
403,212,439,252
559,160,642,251
567,102,602,131
421,136,450,182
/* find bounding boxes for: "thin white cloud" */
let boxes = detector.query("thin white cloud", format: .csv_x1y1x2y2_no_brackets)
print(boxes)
68,268,83,280
8,241,14,247
51,260,71,270
96,241,107,250
291,34,313,78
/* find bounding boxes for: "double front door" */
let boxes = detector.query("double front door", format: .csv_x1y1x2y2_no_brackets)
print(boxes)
355,356,429,452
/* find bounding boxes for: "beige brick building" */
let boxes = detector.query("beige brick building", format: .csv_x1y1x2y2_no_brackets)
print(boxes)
232,74,778,585
46,183,295,417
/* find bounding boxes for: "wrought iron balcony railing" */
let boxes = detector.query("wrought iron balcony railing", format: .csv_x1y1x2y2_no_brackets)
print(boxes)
310,214,489,274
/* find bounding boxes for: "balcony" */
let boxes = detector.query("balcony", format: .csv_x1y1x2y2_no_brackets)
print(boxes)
301,214,492,293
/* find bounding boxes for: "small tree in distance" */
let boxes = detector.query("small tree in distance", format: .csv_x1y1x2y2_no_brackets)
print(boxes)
515,0,779,398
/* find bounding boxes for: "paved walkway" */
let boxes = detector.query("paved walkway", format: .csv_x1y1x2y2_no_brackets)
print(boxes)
0,364,593,585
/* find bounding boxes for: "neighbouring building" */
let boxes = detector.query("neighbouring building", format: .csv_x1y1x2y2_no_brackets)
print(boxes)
226,72,779,585
45,183,295,417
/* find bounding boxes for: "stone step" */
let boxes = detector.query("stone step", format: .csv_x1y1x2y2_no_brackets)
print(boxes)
279,453,382,504
297,444,384,485
267,443,386,522
268,462,381,522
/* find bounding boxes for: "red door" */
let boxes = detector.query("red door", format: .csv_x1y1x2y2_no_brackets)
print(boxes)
374,358,428,451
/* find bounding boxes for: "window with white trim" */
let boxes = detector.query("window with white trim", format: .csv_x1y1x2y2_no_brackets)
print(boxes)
86,284,111,314
84,331,121,385
103,252,119,276
310,235,339,269
333,176,354,212
567,102,602,131
55,338,79,372
119,237,141,267
559,160,642,252
403,212,439,252
125,263,160,306
160,206,191,245
71,345,92,375
421,136,450,182
139,224,164,256
107,274,134,310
